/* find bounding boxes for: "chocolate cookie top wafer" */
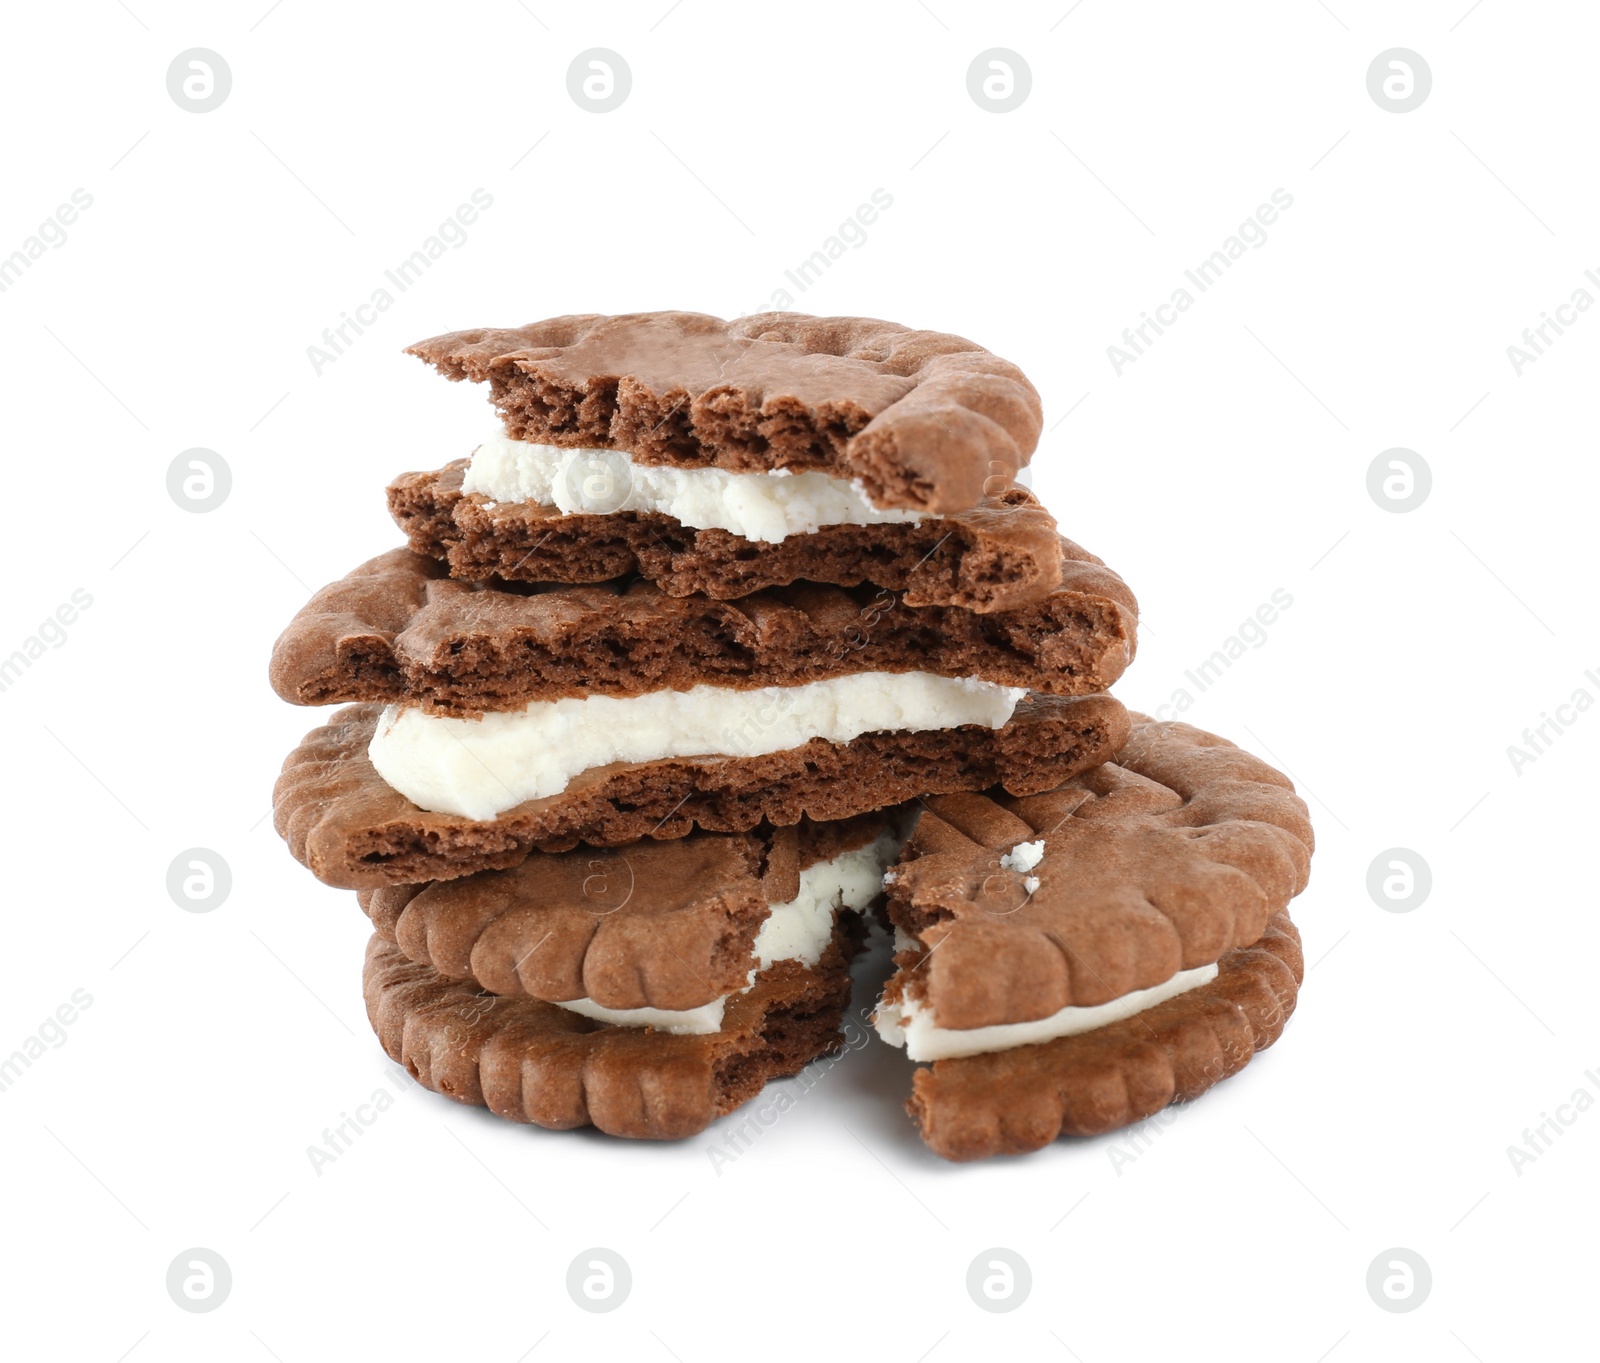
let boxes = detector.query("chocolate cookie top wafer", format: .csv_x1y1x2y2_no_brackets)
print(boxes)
406,312,1042,512
881,716,1313,1031
274,694,1130,889
359,811,897,1011
906,910,1304,1160
364,915,864,1140
389,460,1066,614
269,545,1138,716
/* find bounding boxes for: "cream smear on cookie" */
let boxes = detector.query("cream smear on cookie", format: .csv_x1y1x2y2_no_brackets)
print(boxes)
559,829,904,1035
463,432,924,542
874,963,1219,1062
368,673,1025,821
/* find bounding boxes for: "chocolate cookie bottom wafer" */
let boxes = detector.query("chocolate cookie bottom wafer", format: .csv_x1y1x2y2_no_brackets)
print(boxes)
364,915,866,1140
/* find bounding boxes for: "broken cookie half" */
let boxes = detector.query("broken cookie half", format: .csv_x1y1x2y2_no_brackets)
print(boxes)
873,716,1315,1160
393,311,1067,611
360,812,905,1028
361,811,908,1138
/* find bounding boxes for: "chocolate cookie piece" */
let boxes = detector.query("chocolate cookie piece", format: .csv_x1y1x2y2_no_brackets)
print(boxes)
270,545,1138,716
881,716,1312,1031
274,694,1130,890
388,461,1065,614
358,812,894,1009
406,312,1042,512
364,915,865,1139
906,912,1303,1160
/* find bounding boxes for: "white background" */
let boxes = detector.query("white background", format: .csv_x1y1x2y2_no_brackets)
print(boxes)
2,2,1595,1359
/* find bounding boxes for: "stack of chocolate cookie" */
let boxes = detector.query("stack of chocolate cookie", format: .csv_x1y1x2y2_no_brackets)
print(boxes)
274,312,1315,1158
271,312,1142,1141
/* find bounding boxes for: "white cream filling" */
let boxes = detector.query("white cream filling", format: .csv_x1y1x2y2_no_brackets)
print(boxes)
874,962,1220,1061
555,829,905,1035
558,995,728,1034
999,839,1045,874
369,673,1025,821
999,839,1045,894
463,433,925,543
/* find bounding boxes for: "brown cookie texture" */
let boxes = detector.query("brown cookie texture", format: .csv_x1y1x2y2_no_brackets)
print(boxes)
364,914,866,1140
357,811,894,1009
883,716,1313,1031
274,695,1131,890
388,460,1065,614
270,544,1138,715
406,312,1042,512
906,912,1304,1161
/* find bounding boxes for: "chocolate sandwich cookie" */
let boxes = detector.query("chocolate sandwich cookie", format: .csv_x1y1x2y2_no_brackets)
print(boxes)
906,912,1303,1161
273,694,1130,890
388,462,1065,614
270,545,1137,716
359,811,900,1014
364,914,865,1140
406,312,1041,512
871,716,1314,1159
